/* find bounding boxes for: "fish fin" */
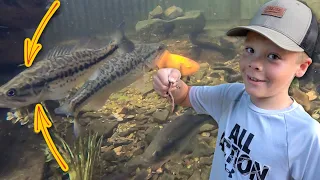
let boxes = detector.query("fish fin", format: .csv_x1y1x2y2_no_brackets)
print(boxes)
44,43,77,59
154,50,171,69
111,21,135,54
54,103,74,117
81,89,112,112
73,118,81,138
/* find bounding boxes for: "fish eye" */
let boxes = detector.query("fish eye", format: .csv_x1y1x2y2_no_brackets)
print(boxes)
6,88,17,97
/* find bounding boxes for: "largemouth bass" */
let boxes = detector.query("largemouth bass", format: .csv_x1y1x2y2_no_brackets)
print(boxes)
0,25,133,109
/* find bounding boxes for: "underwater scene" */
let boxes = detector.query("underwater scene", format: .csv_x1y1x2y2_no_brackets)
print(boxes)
0,0,319,179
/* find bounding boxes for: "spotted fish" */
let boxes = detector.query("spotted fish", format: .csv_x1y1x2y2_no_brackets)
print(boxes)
54,41,166,118
0,25,132,109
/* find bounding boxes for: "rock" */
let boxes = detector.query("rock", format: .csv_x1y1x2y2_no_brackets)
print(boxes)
170,11,206,36
199,124,216,133
200,166,211,180
158,172,175,180
164,6,184,20
138,82,155,97
136,18,174,42
136,10,205,42
193,69,207,80
306,90,318,101
149,5,163,19
312,113,320,120
192,141,215,157
152,109,170,123
179,167,194,177
188,170,201,180
86,119,118,137
118,127,139,137
199,157,213,166
201,132,211,137
290,87,311,112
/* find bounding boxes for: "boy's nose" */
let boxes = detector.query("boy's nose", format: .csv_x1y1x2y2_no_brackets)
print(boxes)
248,59,263,71
248,64,261,71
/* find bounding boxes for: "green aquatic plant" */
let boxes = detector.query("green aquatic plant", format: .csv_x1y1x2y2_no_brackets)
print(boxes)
52,131,103,180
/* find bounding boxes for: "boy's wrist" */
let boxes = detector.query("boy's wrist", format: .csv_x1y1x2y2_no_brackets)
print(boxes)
172,80,190,105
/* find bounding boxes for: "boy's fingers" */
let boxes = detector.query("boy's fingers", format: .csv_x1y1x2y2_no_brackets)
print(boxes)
156,69,171,86
153,76,169,97
168,69,181,83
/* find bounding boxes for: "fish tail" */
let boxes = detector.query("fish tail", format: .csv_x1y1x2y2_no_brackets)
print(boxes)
54,103,74,117
73,118,81,138
155,50,171,69
111,21,135,54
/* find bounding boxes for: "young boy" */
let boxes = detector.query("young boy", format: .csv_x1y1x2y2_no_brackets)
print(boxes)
153,0,320,179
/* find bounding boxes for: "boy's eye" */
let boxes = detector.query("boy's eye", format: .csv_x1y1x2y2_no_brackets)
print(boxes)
267,53,280,60
245,47,254,54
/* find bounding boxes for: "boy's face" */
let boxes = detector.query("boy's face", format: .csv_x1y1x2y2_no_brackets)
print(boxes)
239,31,312,99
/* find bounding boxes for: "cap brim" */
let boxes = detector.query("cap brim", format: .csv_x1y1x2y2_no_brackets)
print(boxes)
226,25,304,52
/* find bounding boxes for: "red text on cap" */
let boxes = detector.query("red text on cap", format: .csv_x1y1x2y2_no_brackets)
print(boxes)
262,5,286,18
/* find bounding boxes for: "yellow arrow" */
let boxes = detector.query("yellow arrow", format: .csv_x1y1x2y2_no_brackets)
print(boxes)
24,0,60,67
34,104,69,172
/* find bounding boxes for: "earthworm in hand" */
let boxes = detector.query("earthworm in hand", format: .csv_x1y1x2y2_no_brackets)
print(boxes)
167,81,175,113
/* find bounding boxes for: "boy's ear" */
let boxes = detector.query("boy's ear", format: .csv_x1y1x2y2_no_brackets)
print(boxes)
295,57,312,77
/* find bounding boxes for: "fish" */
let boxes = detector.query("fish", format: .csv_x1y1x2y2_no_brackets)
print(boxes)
156,50,199,112
156,50,200,76
124,112,215,171
54,40,167,118
0,23,132,109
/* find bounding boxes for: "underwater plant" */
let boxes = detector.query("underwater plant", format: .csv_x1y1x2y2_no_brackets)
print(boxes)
43,131,103,180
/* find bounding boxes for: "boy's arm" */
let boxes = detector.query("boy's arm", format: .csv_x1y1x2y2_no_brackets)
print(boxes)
171,79,192,107
170,80,244,123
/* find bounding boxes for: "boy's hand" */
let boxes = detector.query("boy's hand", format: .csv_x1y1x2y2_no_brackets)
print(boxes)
153,68,181,98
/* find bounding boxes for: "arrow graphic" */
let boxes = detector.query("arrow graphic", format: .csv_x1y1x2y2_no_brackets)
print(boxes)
24,0,60,67
34,104,69,172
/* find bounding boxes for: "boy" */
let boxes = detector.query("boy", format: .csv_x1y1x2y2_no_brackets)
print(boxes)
153,0,320,179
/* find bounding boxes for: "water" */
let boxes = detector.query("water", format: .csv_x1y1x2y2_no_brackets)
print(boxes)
0,0,319,180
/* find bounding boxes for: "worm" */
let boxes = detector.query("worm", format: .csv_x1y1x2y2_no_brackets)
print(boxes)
167,81,175,113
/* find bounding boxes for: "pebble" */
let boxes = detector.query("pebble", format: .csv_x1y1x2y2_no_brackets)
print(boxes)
306,90,317,101
312,113,319,120
201,132,211,137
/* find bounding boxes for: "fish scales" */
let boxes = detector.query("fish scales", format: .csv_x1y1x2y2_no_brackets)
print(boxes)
0,40,121,108
71,51,142,109
21,43,118,91
54,43,165,117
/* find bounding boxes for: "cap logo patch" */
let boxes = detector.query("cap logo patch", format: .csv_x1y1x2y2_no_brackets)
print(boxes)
262,5,286,18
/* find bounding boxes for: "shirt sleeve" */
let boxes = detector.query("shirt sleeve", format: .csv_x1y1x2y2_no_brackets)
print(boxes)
189,82,245,123
289,120,320,180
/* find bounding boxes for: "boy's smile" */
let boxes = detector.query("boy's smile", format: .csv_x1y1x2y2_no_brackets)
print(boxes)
239,31,312,109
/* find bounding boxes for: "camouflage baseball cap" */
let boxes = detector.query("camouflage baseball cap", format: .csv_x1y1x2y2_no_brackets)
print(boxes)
226,0,319,58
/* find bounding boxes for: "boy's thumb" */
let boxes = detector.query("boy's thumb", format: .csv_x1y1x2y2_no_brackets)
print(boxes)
168,68,181,82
